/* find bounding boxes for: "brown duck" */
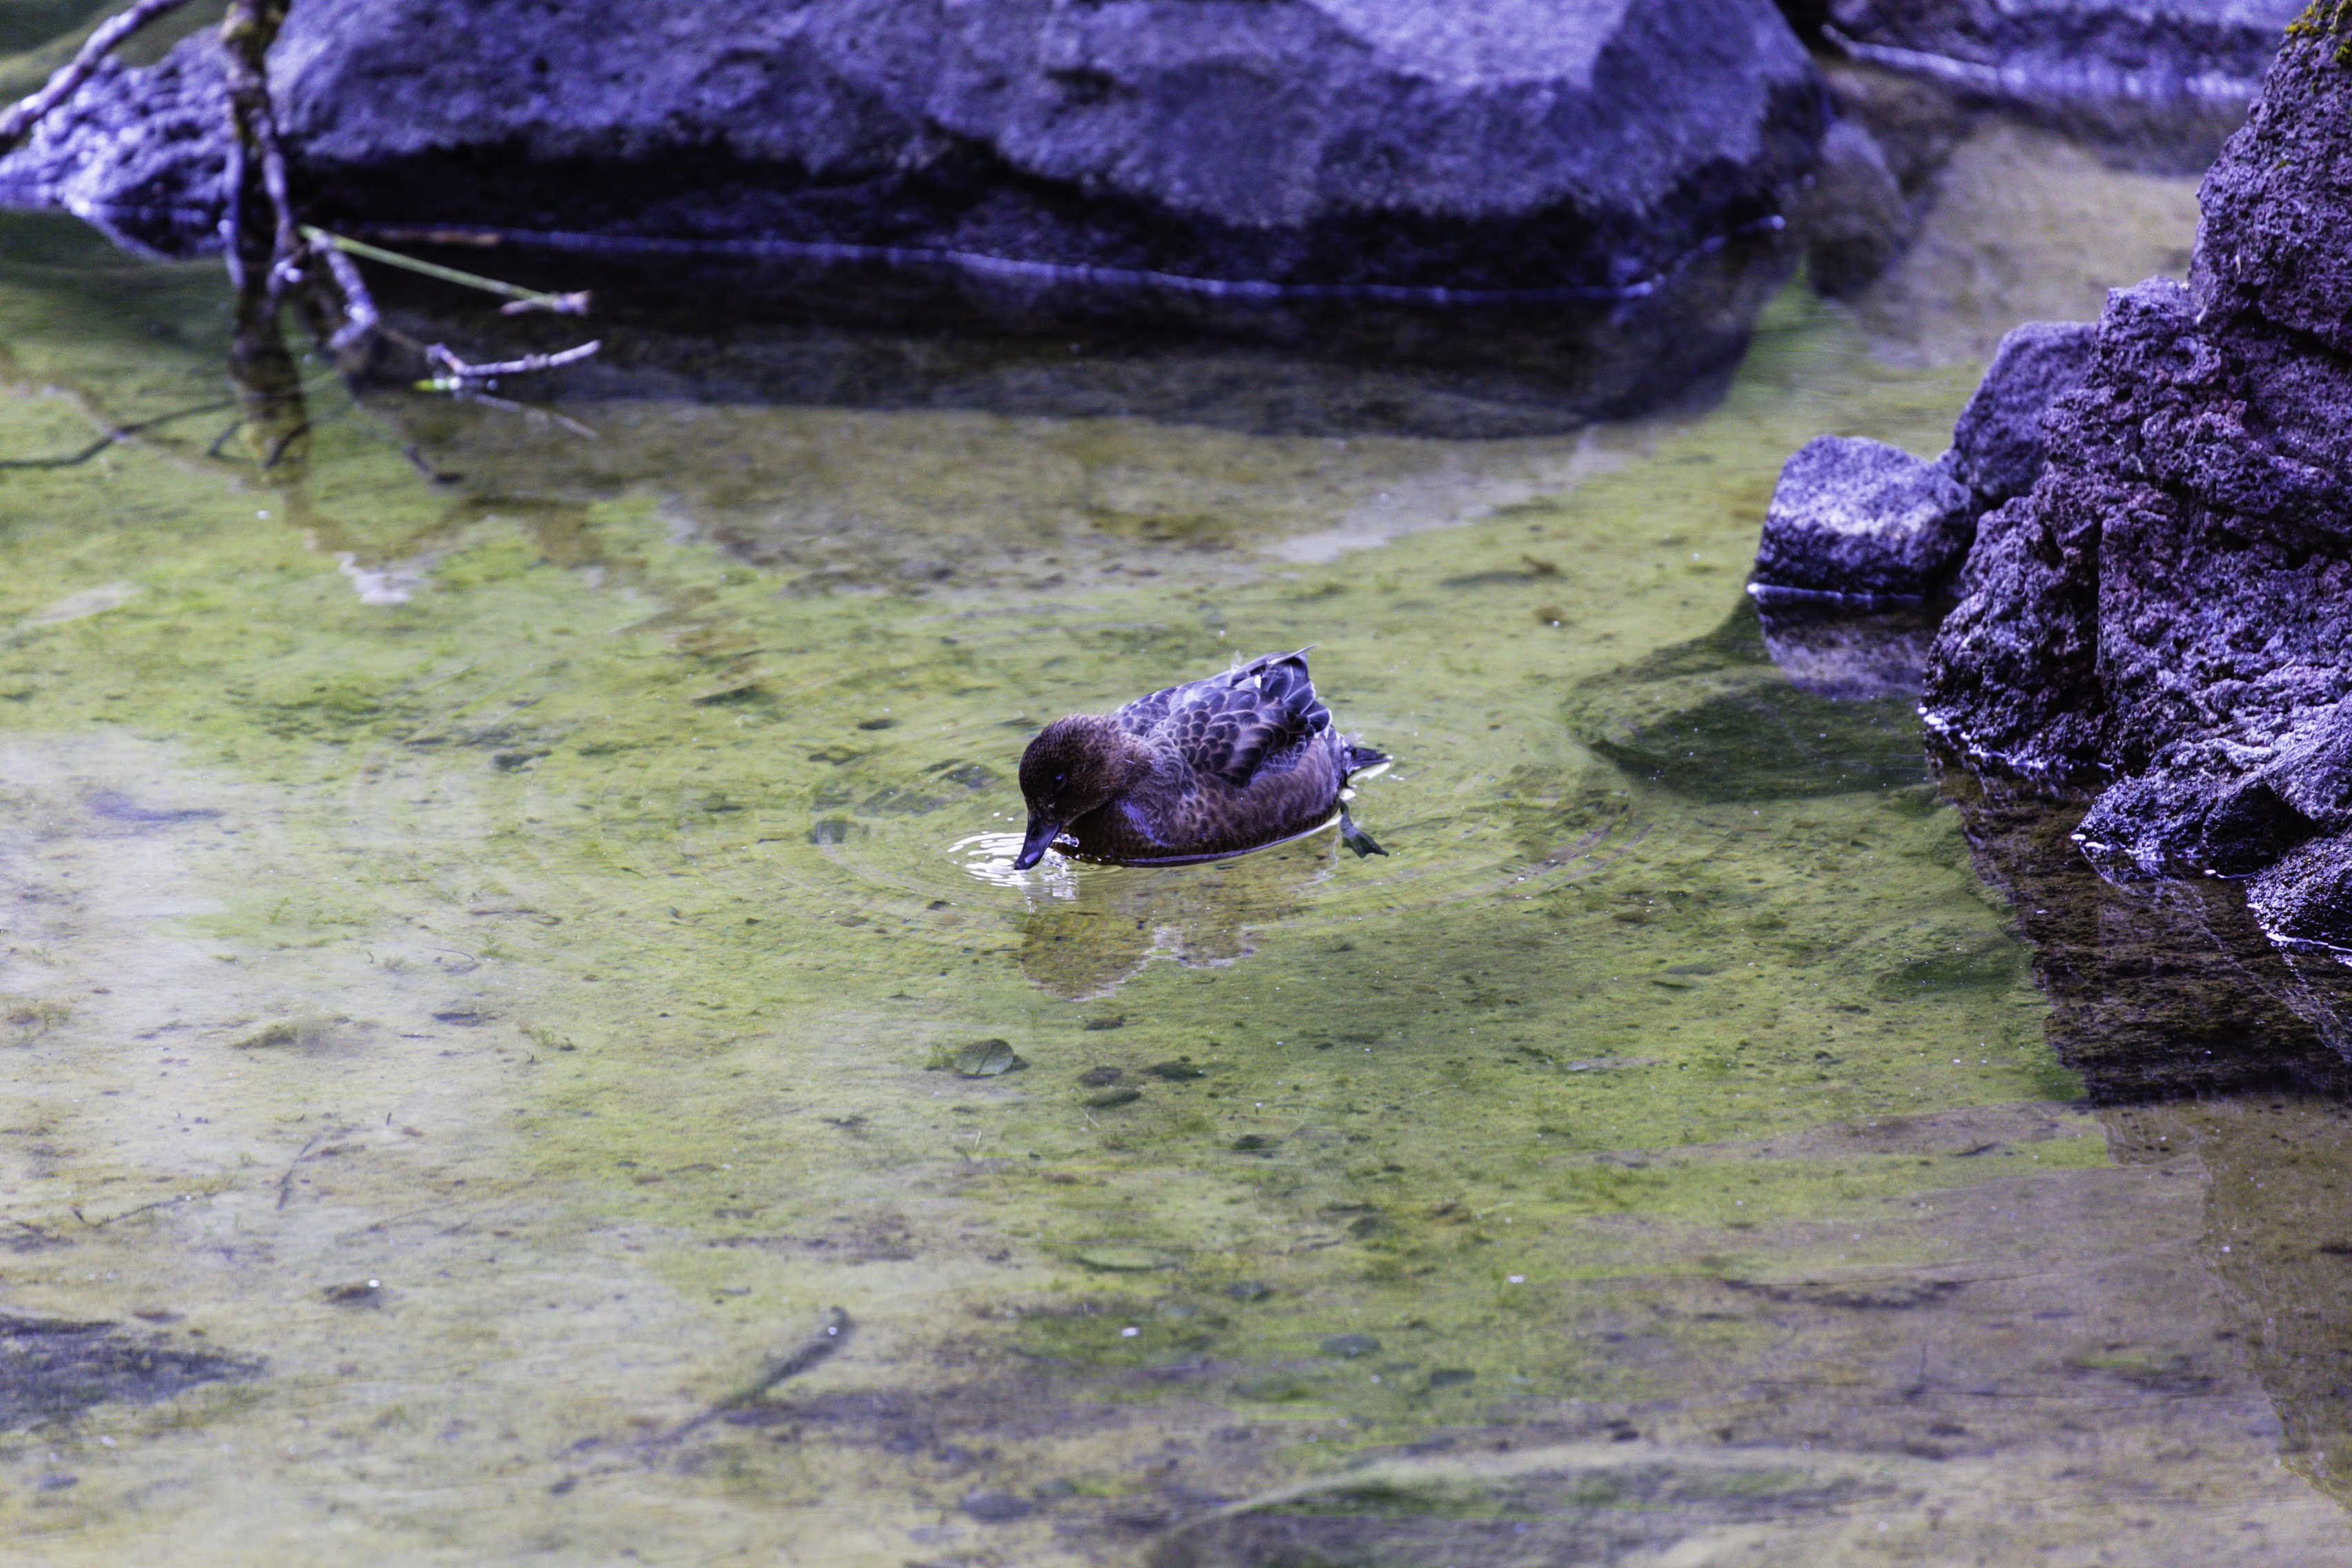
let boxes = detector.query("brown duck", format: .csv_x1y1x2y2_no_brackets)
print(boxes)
1012,649,1388,870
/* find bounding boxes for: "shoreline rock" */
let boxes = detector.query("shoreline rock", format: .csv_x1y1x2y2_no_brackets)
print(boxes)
0,0,1836,421
1752,435,1974,602
1946,319,2096,507
1922,19,2352,957
1748,317,2094,605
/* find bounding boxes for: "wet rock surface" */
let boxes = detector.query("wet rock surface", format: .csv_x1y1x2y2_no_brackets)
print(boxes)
1940,763,2352,1099
2249,834,2352,954
1925,26,2352,953
1752,434,1974,601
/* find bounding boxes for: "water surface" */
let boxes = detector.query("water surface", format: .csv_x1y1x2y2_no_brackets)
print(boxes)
6,115,2351,1565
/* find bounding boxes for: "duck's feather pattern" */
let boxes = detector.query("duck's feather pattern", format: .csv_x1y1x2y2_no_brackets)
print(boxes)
1118,649,1329,789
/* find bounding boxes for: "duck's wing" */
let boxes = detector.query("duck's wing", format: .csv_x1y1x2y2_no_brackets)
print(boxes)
1159,649,1331,789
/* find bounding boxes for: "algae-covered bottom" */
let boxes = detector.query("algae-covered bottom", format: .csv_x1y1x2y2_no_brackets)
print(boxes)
2,124,2349,1566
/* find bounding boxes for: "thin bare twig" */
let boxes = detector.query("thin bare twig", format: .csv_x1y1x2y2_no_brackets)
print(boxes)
305,226,591,315
441,384,598,440
423,340,601,383
0,0,196,154
645,1307,852,1450
498,293,591,316
0,395,238,469
276,1128,337,1211
319,242,380,353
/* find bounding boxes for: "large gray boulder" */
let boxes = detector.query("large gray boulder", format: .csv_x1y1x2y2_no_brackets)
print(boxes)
1923,21,2352,954
3,0,1827,300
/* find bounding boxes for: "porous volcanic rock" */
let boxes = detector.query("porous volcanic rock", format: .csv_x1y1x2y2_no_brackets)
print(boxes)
1752,435,1975,600
1948,318,2097,506
1924,17,2352,953
1750,317,2092,611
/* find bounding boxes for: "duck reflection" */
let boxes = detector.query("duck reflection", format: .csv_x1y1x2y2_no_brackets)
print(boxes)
961,828,1334,998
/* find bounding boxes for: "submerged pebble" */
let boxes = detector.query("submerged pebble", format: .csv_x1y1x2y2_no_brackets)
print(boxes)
961,1488,1034,1522
1074,1246,1170,1273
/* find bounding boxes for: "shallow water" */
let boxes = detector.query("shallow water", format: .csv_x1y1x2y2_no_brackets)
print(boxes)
6,112,2352,1566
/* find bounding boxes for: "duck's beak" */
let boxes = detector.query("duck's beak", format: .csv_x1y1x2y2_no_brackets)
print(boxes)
1012,816,1063,872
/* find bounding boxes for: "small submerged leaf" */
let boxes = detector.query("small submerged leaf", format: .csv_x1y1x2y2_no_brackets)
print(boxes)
952,1039,1025,1077
1075,1245,1170,1273
1320,1333,1382,1359
1086,1087,1142,1108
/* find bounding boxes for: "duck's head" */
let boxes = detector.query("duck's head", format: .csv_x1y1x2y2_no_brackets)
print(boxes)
1014,715,1145,870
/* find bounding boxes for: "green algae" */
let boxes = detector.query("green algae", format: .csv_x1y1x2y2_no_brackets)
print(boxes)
1,121,2349,1566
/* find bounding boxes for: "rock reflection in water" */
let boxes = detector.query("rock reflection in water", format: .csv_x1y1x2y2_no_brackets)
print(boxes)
963,828,1333,998
2107,1097,2352,1513
1939,761,2352,1101
1565,598,1931,803
1754,595,1943,702
358,221,1797,442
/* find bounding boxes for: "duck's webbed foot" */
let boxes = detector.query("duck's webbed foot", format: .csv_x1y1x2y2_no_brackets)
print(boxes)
1338,812,1386,859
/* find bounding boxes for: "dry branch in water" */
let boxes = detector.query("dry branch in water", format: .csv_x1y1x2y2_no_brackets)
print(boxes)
0,0,597,463
423,340,602,386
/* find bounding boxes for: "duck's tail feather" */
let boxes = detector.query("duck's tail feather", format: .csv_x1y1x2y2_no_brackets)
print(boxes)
1338,811,1386,859
1233,645,1317,674
1344,742,1391,780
